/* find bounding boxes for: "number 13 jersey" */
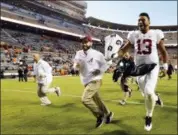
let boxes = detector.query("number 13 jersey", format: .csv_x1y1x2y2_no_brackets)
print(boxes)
127,29,164,65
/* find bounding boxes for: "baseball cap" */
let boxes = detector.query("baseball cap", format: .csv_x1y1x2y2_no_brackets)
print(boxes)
81,35,92,43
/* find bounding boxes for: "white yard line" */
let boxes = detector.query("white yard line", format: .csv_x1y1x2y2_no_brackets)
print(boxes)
2,89,177,109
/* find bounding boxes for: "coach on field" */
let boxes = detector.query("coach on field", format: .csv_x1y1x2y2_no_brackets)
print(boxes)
73,36,113,128
33,54,60,106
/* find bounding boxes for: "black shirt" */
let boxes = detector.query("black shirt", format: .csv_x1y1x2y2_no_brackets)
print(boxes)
116,57,135,76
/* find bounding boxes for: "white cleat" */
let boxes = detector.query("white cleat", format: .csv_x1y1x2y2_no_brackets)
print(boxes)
55,87,61,96
144,124,152,131
41,103,50,106
144,116,152,131
119,100,126,105
41,102,51,106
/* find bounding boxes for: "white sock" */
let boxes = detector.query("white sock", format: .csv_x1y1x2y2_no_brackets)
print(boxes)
145,94,157,117
154,94,158,101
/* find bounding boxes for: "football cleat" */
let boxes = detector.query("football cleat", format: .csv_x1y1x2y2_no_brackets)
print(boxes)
144,116,152,131
95,115,104,128
156,94,163,107
105,112,114,124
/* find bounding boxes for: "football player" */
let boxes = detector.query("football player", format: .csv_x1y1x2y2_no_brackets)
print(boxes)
117,13,168,131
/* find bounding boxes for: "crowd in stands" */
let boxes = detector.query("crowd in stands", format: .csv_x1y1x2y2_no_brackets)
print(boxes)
1,2,177,42
1,27,177,78
0,2,177,78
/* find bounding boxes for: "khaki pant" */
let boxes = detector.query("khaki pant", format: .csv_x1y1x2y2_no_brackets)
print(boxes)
82,80,110,118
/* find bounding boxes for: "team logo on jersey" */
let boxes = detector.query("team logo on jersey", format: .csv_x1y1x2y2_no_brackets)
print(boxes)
88,58,93,63
116,40,122,45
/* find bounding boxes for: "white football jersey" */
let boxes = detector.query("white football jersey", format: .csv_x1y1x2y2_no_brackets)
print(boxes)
104,34,123,60
127,29,164,65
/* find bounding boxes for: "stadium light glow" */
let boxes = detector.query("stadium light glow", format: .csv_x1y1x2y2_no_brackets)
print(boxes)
1,16,101,42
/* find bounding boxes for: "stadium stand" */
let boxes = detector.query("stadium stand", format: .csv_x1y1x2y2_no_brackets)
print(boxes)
0,1,177,78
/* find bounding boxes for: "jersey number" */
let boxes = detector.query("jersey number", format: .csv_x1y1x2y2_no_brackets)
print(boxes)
107,45,113,51
137,39,152,55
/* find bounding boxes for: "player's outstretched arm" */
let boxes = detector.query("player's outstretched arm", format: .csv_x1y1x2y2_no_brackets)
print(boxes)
158,39,169,72
118,40,132,57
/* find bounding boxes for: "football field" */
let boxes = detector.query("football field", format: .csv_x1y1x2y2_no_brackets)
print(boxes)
1,74,177,135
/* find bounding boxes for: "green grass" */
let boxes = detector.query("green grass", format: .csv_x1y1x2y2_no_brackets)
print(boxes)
1,74,177,135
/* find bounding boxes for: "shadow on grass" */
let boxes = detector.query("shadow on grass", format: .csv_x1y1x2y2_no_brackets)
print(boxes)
102,130,129,135
101,119,139,135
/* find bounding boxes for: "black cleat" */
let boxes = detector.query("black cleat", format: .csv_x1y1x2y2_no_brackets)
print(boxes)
105,112,114,124
156,94,163,107
144,116,152,131
95,115,104,128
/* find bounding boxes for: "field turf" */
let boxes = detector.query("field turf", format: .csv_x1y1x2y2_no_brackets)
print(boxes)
1,74,177,134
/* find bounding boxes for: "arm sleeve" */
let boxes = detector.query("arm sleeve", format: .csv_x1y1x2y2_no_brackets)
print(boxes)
157,30,164,44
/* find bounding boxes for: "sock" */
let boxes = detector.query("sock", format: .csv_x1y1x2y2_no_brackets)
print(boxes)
42,87,56,94
145,94,157,117
154,94,158,101
123,92,129,102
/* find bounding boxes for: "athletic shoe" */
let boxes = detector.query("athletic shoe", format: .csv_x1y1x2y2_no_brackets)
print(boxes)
156,94,163,107
55,87,61,96
105,112,114,124
95,115,104,128
119,100,126,105
41,102,51,106
144,116,152,131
